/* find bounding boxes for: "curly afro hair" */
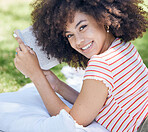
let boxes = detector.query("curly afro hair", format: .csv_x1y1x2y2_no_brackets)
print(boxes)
31,0,148,69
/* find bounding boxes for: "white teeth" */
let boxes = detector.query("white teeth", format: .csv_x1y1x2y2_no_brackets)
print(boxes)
82,42,93,50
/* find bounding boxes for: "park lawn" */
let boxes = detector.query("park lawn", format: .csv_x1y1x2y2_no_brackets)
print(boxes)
0,0,66,93
0,0,148,93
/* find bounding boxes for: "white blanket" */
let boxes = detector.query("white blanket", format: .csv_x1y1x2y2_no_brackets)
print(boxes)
0,83,109,132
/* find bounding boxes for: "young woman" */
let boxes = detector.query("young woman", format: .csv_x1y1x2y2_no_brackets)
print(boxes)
13,0,148,131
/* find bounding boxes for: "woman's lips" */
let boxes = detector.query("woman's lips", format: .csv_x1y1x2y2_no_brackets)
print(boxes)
81,41,94,53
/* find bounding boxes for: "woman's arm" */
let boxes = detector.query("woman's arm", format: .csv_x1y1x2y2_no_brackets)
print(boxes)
32,71,108,126
14,39,108,126
30,69,108,126
57,80,79,104
42,70,79,104
30,70,71,116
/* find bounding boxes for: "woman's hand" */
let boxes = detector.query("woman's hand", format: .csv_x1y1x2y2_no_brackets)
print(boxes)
14,36,41,79
42,70,60,92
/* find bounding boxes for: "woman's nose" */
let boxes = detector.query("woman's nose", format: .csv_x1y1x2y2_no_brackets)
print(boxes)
75,34,84,47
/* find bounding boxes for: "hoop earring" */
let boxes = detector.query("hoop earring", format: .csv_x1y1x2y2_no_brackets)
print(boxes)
106,26,109,33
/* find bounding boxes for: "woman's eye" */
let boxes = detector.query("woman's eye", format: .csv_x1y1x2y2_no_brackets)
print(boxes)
79,25,87,31
66,34,73,39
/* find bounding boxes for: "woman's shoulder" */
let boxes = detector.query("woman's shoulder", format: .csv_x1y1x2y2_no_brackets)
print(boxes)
91,38,123,58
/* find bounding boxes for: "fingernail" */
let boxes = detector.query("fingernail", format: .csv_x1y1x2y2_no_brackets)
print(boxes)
16,52,17,54
13,33,17,38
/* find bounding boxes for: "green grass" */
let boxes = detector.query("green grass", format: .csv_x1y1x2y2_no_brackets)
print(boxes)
133,32,148,66
0,0,66,93
0,0,148,93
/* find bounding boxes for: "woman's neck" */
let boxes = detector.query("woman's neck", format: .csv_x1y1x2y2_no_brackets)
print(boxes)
99,33,115,54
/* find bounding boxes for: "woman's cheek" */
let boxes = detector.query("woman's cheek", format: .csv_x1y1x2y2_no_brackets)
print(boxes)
69,41,75,49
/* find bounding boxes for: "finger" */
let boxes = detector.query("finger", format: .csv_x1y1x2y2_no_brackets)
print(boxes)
17,38,24,44
13,31,24,51
13,31,24,44
26,46,36,55
42,70,52,75
26,46,33,51
16,47,21,52
19,43,28,53
15,47,21,57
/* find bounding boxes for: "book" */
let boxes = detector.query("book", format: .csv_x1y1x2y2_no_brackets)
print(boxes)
14,26,59,70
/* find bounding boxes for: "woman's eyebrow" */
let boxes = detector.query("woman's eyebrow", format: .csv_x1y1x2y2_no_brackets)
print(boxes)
65,20,87,34
75,20,87,29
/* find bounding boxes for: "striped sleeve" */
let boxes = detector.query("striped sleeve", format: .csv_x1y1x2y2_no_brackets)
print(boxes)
83,56,114,96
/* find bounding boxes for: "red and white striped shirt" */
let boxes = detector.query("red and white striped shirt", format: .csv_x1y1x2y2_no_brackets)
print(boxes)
83,38,148,132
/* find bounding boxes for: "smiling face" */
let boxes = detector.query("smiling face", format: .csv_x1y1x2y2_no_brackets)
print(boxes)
65,12,114,59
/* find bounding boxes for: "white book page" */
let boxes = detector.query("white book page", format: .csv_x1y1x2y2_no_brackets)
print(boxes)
15,26,59,70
